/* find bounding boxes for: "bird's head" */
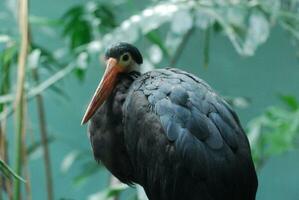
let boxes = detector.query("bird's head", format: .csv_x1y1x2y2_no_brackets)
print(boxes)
81,42,143,124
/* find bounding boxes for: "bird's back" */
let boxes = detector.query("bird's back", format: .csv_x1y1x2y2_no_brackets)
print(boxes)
123,68,258,200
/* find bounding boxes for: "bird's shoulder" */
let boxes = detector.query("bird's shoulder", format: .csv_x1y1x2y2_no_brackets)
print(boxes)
123,68,254,184
126,68,243,150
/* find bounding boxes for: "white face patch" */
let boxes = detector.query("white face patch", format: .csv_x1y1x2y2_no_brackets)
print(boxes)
128,62,140,72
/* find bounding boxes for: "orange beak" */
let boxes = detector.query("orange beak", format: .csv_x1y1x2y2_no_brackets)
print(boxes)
81,58,122,124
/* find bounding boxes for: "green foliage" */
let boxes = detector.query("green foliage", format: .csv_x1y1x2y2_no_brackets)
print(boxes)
87,184,129,200
73,162,99,186
248,95,299,169
61,2,117,50
60,150,102,186
145,30,170,59
0,159,26,183
0,37,17,94
85,0,299,59
62,6,93,49
26,135,55,156
59,2,119,80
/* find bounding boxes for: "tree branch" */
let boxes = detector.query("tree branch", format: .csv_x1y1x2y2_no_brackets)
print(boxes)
0,63,76,105
13,0,29,199
31,68,54,200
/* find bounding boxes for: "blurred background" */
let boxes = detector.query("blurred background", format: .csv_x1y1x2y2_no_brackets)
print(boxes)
0,0,299,199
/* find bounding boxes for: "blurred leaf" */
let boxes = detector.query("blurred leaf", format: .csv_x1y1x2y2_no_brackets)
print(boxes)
93,3,117,33
73,161,100,186
75,51,89,79
0,159,26,183
61,149,98,176
243,11,270,56
74,68,86,81
87,183,129,200
247,96,299,169
100,2,183,46
213,21,223,33
0,42,18,67
0,42,15,110
230,24,247,41
145,30,170,58
148,45,163,64
195,9,215,30
279,95,299,111
88,0,299,58
225,96,251,109
27,135,55,155
61,2,117,53
171,9,193,34
61,150,80,173
0,35,12,43
31,43,64,69
71,21,92,50
61,5,92,49
29,15,62,26
28,48,41,69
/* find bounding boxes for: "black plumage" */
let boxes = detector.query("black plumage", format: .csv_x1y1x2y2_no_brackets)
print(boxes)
85,43,258,200
105,42,143,64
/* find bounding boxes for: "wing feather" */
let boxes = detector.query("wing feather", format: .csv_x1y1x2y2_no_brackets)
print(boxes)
123,68,257,200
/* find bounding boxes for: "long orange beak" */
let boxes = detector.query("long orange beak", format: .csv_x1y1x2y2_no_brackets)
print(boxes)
81,58,122,124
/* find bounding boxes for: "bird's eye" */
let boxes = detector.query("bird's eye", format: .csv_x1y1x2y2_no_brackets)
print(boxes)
121,53,131,62
119,53,132,67
122,54,129,61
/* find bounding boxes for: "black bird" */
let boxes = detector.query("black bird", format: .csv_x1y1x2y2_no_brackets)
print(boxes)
82,42,258,200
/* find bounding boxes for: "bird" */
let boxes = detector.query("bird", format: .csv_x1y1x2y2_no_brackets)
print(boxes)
81,42,258,200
